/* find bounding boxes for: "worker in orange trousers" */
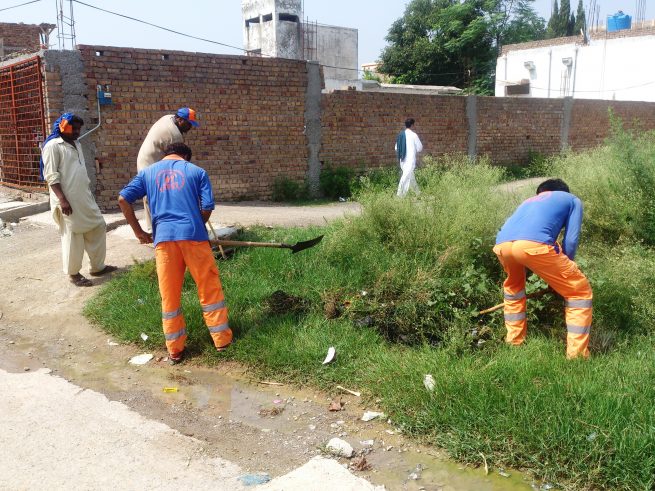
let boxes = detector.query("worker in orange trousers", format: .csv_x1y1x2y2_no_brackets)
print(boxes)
119,142,232,364
494,179,592,359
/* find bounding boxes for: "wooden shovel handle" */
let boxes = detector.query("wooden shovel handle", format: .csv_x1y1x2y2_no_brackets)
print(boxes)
478,288,551,316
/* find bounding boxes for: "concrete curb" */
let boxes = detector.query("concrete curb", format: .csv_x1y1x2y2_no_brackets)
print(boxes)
0,201,50,223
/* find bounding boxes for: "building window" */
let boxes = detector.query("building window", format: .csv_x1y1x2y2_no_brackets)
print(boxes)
506,81,530,96
245,17,260,27
263,13,273,22
279,13,299,22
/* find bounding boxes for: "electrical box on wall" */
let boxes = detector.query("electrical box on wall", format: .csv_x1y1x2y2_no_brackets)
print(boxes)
97,84,112,105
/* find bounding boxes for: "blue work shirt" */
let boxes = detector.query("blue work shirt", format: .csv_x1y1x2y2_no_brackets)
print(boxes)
496,191,583,260
119,157,214,247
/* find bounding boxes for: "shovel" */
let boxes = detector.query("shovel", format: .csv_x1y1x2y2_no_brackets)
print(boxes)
212,235,324,254
477,288,552,316
207,221,323,254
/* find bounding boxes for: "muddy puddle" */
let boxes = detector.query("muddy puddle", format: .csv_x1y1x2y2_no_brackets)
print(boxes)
1,327,546,490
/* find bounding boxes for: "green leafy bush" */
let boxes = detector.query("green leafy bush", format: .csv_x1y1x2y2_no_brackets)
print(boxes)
271,175,307,202
319,165,354,199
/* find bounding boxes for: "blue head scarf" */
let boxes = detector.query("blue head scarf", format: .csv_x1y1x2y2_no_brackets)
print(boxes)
39,112,75,181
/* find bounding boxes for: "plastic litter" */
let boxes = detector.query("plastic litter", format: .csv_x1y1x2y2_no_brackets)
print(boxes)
163,387,178,393
423,374,436,392
107,339,119,346
140,332,148,341
586,432,598,442
361,411,385,422
128,353,153,365
360,439,375,447
322,346,336,365
238,473,271,486
336,385,361,397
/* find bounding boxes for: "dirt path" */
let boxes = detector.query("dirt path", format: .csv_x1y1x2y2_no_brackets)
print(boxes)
0,202,531,490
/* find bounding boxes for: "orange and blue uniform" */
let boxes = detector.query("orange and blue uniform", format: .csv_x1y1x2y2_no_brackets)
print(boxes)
120,155,231,358
494,191,592,358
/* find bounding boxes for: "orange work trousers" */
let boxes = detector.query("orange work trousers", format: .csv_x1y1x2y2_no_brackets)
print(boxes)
155,240,232,358
493,240,592,359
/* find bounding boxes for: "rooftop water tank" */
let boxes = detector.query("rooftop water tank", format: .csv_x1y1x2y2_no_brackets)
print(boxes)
607,11,632,32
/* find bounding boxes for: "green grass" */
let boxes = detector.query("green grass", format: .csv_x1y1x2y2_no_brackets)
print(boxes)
86,123,655,490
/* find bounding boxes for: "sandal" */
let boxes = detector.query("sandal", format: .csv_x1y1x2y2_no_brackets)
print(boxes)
168,349,186,365
90,265,118,277
70,274,93,287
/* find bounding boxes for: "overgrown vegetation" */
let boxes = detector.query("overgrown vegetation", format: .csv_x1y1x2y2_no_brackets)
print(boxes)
271,175,308,202
319,165,354,199
86,123,655,489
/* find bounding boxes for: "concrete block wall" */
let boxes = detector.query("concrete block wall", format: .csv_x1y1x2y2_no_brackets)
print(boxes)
73,45,309,209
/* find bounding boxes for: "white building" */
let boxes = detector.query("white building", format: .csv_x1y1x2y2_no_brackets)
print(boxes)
496,25,655,101
242,0,358,82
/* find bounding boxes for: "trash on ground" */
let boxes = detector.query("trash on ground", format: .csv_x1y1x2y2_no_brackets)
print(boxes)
162,387,178,393
360,439,375,447
259,405,285,417
423,374,436,392
329,397,344,412
273,399,283,404
336,385,361,397
349,455,372,471
408,463,424,480
587,432,598,442
238,473,271,486
361,411,385,422
136,298,145,305
498,469,511,478
128,353,153,365
322,346,336,365
326,437,354,458
479,452,489,475
107,339,119,347
140,332,148,341
385,429,395,435
258,380,284,386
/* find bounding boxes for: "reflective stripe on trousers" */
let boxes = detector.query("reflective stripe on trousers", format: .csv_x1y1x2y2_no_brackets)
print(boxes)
155,240,233,357
493,240,592,359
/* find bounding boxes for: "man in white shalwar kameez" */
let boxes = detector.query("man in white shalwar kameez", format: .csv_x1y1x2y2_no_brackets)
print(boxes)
395,118,423,197
41,113,116,287
137,108,199,231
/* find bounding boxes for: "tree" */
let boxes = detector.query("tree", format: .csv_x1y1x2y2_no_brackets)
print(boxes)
547,0,580,38
378,0,546,94
574,0,586,35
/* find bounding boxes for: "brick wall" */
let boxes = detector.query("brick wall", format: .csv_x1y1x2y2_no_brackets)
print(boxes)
568,99,655,151
476,96,563,164
0,23,41,56
70,45,309,209
321,91,468,169
36,45,655,209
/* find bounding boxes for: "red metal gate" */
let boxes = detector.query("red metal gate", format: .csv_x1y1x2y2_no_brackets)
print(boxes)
0,56,47,190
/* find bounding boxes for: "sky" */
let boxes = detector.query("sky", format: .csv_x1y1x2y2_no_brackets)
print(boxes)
2,0,654,67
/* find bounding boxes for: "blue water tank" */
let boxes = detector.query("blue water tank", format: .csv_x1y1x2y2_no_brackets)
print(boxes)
607,11,632,32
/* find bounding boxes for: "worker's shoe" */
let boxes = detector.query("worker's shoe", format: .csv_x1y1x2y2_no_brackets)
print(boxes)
216,343,231,353
168,349,186,365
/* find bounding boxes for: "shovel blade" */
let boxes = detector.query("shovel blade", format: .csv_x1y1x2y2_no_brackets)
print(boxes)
289,235,324,254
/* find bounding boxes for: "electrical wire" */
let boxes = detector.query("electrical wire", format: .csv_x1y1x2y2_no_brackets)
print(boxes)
72,0,245,53
0,0,43,13
71,0,474,83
